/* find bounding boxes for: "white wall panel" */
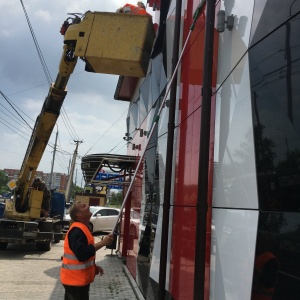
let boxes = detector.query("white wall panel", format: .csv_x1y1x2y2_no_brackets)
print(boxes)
210,208,258,300
213,53,258,209
217,0,254,85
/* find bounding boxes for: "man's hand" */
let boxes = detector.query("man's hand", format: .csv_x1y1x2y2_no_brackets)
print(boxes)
94,234,114,251
103,234,114,246
95,265,104,276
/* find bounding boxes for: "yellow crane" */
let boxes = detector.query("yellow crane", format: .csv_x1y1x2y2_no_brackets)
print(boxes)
1,10,155,251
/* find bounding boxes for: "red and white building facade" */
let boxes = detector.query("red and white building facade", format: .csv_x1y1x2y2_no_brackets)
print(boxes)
111,0,300,299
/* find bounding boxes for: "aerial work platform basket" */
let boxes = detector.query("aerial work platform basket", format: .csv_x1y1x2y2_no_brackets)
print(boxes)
64,12,156,77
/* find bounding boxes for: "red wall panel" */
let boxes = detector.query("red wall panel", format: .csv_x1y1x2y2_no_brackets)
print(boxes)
169,0,219,298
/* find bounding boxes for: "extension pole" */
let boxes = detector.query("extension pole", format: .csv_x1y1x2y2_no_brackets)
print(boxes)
157,2,206,298
157,0,182,297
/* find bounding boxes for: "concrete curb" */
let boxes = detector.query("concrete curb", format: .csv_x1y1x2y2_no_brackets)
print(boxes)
123,265,145,300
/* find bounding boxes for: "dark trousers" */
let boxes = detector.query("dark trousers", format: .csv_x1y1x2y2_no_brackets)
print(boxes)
63,284,90,300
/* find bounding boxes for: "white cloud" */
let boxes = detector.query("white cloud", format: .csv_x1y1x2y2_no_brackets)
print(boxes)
35,10,52,22
0,29,12,37
23,98,43,112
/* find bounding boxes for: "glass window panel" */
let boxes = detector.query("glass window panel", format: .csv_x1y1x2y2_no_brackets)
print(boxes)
129,101,139,134
249,15,300,212
139,76,150,123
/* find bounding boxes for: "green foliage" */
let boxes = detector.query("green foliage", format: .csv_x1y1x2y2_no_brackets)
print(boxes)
0,170,9,195
70,184,84,201
109,192,123,207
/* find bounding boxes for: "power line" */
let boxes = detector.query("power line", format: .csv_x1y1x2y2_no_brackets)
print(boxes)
20,0,80,142
83,107,128,156
60,110,79,141
20,0,52,85
0,108,31,132
55,152,69,172
6,82,47,97
0,115,31,137
18,2,132,163
0,91,33,129
62,106,80,140
0,119,29,141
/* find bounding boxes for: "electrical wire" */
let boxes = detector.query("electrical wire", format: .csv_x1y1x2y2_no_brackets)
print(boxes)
17,2,154,175
0,107,32,132
62,106,80,140
107,139,127,154
83,107,129,156
0,119,29,141
20,0,80,142
0,91,33,130
0,113,31,136
20,0,52,86
60,112,78,141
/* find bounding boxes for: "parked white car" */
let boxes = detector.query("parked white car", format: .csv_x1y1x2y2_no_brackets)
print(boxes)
129,210,140,238
64,206,120,233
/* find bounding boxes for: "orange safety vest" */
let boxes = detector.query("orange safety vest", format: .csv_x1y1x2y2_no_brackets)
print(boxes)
122,3,150,16
60,222,96,286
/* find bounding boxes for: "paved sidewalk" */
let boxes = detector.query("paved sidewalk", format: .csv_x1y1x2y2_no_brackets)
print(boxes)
89,237,140,300
0,236,142,300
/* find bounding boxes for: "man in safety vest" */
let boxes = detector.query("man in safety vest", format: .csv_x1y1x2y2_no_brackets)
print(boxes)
60,202,114,300
116,1,151,16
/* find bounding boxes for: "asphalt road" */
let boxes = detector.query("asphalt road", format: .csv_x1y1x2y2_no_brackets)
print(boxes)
0,235,139,300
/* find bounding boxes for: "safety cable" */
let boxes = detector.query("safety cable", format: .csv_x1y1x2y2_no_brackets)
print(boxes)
146,0,205,137
112,0,205,232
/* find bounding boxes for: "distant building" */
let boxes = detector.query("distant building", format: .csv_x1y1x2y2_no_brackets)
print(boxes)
4,169,44,182
44,172,69,190
3,169,68,191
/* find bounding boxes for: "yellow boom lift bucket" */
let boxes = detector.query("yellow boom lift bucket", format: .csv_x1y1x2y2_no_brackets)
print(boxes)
64,12,156,77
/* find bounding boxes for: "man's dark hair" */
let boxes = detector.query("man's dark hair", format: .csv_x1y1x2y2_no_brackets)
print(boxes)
69,202,80,221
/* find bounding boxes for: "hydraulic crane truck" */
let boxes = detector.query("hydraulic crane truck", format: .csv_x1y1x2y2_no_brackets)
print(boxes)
0,11,155,251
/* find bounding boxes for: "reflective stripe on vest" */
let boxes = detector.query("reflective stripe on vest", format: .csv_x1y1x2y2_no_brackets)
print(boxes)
62,260,95,270
63,253,77,260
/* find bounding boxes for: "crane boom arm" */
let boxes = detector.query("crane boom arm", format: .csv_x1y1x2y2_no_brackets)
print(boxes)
14,11,154,213
16,43,78,211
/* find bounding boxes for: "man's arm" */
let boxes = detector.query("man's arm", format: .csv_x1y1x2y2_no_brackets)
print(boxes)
68,227,95,262
68,228,114,260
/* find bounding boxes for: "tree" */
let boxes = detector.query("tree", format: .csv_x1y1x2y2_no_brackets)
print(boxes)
70,184,84,202
109,191,123,207
0,170,9,195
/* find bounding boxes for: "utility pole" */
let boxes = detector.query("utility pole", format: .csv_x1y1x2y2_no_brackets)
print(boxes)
65,140,82,203
49,128,58,189
75,168,78,188
64,158,71,191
